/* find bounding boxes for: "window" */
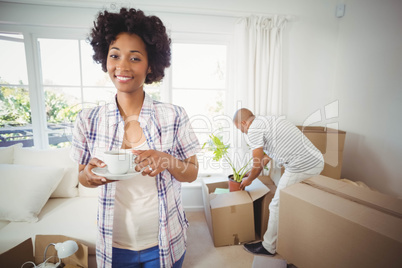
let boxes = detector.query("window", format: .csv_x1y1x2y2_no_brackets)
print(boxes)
0,31,231,176
171,43,228,174
38,38,115,148
0,33,33,147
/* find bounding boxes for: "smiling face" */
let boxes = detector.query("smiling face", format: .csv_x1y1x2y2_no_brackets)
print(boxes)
106,33,150,94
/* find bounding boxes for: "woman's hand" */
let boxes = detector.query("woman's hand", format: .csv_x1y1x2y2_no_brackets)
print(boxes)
132,150,170,177
79,158,113,187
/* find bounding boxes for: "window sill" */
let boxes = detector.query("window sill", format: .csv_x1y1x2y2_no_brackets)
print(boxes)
181,173,226,188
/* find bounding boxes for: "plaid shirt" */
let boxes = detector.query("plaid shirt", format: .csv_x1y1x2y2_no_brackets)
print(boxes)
70,93,200,268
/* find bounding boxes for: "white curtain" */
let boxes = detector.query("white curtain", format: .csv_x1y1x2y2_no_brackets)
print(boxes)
233,15,287,181
234,15,287,116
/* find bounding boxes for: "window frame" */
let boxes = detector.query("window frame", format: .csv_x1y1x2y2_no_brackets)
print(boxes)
33,32,102,149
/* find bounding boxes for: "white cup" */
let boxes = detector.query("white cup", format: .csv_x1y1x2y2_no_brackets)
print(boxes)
103,150,135,175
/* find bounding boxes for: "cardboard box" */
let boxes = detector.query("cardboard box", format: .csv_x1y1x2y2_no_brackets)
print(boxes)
0,235,88,268
255,175,277,239
297,126,346,179
202,178,270,247
277,175,402,268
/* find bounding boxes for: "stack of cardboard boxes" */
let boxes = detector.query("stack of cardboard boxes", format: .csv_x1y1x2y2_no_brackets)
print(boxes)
277,175,402,268
202,126,402,267
202,126,347,248
296,126,346,179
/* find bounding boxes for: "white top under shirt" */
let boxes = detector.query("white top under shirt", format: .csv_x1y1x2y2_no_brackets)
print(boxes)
247,116,324,173
112,141,159,251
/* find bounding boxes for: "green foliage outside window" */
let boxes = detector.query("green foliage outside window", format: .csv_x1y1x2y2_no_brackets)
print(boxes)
0,82,80,127
44,90,80,124
0,85,31,126
0,80,81,147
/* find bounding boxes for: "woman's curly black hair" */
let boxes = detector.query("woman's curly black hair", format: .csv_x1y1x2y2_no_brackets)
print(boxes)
89,8,171,84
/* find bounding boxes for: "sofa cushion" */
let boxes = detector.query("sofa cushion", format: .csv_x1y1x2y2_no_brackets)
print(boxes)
78,183,99,197
14,147,79,198
0,143,23,164
0,164,64,222
0,197,97,256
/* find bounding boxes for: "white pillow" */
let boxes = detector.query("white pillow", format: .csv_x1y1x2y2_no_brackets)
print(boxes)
0,164,64,222
14,147,78,198
0,143,23,164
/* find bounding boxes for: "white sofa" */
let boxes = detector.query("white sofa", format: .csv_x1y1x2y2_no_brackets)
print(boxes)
0,144,98,267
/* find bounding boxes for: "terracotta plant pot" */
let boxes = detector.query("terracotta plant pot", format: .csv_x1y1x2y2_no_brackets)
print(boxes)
228,174,241,192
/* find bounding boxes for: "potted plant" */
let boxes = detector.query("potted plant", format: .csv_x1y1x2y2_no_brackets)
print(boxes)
202,134,252,191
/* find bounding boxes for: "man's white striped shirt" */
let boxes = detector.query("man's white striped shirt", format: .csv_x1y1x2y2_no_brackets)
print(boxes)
247,116,323,173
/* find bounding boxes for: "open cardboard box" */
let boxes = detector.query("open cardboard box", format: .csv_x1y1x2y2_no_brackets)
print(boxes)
202,177,270,247
277,175,402,268
0,235,88,268
254,175,277,239
296,126,346,179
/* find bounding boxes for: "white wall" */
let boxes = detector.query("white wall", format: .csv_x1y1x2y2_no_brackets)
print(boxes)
332,0,402,198
1,0,400,197
284,0,402,197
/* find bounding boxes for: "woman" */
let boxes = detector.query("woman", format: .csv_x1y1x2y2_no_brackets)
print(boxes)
71,8,200,268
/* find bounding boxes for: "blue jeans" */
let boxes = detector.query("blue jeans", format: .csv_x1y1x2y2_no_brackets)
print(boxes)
112,246,185,268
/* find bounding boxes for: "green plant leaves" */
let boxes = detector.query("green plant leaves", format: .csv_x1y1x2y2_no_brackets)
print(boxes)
203,133,252,182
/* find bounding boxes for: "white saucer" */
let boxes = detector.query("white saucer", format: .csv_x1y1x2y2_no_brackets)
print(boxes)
92,167,141,180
